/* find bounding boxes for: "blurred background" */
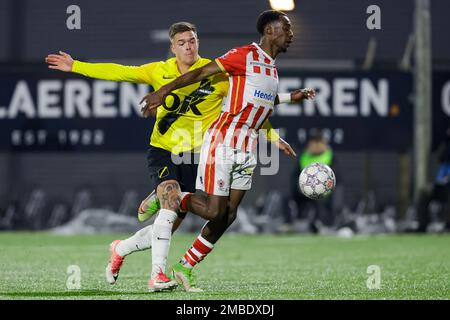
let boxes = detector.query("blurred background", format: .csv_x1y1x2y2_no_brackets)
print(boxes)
0,0,449,236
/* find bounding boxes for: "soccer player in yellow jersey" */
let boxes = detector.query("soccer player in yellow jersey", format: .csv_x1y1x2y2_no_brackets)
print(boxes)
45,21,299,292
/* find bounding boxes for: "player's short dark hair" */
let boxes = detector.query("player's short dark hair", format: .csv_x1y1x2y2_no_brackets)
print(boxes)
169,22,197,39
256,10,287,35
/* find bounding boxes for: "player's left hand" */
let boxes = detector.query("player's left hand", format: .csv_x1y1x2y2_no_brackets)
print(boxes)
140,89,167,118
291,88,316,103
275,138,297,158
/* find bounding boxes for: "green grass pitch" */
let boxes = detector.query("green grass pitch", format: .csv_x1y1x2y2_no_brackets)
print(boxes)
0,232,449,300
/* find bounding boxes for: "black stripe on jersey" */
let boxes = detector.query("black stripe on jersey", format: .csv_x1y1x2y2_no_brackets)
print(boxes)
157,79,215,135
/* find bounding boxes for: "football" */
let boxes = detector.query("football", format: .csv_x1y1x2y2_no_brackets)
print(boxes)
299,163,336,200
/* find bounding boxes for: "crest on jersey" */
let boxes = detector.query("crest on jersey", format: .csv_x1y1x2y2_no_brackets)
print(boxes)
217,178,225,190
158,166,169,179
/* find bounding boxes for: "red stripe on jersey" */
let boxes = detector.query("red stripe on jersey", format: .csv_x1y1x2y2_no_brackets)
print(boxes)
218,114,234,147
236,75,246,114
274,68,278,79
256,109,273,130
253,66,261,73
230,104,254,149
229,76,239,114
231,75,246,114
265,68,271,76
248,109,273,152
242,106,264,150
208,112,227,137
208,113,223,132
193,238,212,254
250,106,265,128
250,109,272,152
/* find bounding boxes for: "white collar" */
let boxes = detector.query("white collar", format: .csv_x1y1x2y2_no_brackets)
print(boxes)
252,42,275,63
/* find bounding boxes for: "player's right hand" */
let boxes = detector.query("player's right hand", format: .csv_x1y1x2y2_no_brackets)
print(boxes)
140,89,167,118
45,51,74,72
275,138,297,158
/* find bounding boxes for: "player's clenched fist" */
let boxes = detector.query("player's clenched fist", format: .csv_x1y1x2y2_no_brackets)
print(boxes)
45,51,74,72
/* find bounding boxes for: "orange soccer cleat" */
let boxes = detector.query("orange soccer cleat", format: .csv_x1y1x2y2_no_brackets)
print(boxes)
148,270,178,292
105,240,125,285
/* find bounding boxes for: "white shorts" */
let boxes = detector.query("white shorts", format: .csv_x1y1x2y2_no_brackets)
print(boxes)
196,143,257,196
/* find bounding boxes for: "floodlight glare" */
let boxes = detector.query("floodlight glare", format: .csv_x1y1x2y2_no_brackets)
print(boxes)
269,0,295,11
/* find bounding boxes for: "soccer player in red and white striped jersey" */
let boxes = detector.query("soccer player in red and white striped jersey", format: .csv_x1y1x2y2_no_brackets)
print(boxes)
141,10,315,292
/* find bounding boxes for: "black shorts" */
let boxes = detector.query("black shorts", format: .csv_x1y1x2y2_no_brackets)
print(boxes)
147,145,199,193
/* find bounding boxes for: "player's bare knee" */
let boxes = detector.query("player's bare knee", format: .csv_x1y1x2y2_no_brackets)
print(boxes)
157,180,181,211
206,196,229,220
205,207,220,220
206,205,229,221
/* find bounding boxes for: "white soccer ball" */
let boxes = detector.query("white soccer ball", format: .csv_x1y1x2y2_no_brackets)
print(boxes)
299,163,336,200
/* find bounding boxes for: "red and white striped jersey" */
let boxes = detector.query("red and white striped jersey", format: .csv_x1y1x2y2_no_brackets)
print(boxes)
208,42,279,152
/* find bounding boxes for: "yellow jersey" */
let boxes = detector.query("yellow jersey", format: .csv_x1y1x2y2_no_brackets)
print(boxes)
72,57,279,154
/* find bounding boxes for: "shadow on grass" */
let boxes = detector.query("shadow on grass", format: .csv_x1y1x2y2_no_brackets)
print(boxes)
0,290,155,298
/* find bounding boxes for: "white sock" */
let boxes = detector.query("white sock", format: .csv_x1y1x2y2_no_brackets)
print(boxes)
151,209,177,278
116,224,153,257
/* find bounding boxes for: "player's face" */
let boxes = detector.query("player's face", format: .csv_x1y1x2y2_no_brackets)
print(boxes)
171,31,200,66
271,16,294,53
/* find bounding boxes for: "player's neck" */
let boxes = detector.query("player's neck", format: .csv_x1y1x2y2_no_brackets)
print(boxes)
177,57,199,75
178,63,191,75
258,39,279,59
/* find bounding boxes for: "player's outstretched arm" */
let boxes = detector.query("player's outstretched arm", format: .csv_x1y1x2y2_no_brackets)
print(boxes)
140,61,222,117
45,51,152,83
274,138,297,158
45,51,74,72
261,120,296,158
